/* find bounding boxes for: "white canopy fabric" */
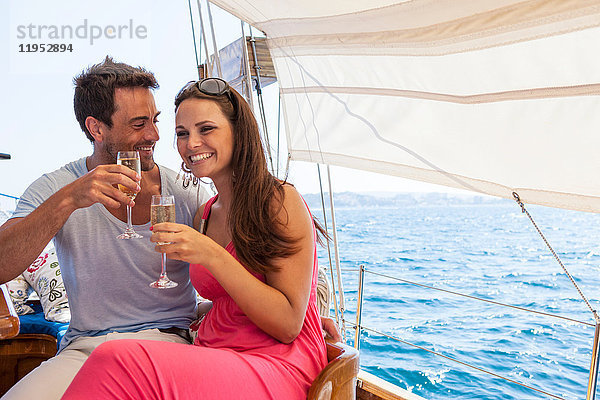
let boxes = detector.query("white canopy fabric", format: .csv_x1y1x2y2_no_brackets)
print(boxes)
211,0,600,213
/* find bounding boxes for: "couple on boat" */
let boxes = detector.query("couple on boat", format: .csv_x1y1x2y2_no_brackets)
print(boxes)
0,57,335,399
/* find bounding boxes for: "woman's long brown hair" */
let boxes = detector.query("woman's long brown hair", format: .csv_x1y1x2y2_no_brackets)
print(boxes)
175,84,327,274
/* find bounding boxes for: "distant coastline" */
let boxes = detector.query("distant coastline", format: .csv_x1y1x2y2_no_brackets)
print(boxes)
301,191,511,209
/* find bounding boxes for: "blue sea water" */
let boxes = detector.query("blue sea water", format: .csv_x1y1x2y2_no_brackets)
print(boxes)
316,200,600,400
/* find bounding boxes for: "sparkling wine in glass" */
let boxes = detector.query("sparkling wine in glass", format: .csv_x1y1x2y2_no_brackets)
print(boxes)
116,151,143,239
149,195,178,289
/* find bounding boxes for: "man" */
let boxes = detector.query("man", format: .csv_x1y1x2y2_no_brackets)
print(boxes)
0,57,211,399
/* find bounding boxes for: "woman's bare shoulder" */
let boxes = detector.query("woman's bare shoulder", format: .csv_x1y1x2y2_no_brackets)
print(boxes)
277,183,311,228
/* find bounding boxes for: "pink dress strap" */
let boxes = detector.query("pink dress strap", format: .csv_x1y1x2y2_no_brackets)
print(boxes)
199,195,219,234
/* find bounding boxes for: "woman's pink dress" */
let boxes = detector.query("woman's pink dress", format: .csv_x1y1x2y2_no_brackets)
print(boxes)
62,195,328,399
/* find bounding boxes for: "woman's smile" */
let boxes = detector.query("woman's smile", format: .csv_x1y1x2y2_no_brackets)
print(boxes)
189,152,214,164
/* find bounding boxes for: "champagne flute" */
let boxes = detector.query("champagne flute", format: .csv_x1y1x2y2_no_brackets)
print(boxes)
149,195,178,288
116,151,143,239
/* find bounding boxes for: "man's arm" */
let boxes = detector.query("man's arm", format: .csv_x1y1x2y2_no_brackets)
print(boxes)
0,164,141,283
0,193,75,283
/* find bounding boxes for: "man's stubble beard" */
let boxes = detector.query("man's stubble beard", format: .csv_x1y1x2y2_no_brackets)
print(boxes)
103,141,155,171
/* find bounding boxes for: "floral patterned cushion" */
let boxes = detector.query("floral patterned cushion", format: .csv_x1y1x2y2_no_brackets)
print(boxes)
22,244,71,323
5,275,35,315
0,210,34,316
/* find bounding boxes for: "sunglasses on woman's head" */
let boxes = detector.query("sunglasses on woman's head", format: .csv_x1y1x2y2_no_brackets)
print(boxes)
177,77,234,104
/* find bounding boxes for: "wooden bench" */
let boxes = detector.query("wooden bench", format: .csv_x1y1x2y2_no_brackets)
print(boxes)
308,340,360,400
0,284,58,396
0,284,19,340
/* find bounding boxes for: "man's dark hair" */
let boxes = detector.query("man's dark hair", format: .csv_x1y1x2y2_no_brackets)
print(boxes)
73,56,159,142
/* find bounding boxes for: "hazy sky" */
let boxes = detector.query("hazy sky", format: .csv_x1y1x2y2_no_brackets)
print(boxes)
0,0,461,207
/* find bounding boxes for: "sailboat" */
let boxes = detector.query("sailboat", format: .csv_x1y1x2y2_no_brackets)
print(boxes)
2,0,600,399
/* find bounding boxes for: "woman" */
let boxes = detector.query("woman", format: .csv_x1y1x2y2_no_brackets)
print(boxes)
61,78,329,399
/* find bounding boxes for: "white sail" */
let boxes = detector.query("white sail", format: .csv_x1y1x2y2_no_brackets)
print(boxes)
210,0,600,213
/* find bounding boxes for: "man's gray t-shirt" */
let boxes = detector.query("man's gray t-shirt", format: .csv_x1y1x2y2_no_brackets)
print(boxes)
12,157,211,350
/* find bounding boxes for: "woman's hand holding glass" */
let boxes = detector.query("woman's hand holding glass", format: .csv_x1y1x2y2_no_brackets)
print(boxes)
150,223,219,267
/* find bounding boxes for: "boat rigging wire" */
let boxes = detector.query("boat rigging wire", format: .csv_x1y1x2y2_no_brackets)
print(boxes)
205,0,223,78
248,26,275,174
187,0,201,77
354,265,365,350
239,22,254,107
326,165,346,341
284,153,290,182
276,91,281,177
196,0,212,78
512,192,599,324
316,164,339,325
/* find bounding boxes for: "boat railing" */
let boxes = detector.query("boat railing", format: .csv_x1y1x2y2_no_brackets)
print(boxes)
334,265,599,400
